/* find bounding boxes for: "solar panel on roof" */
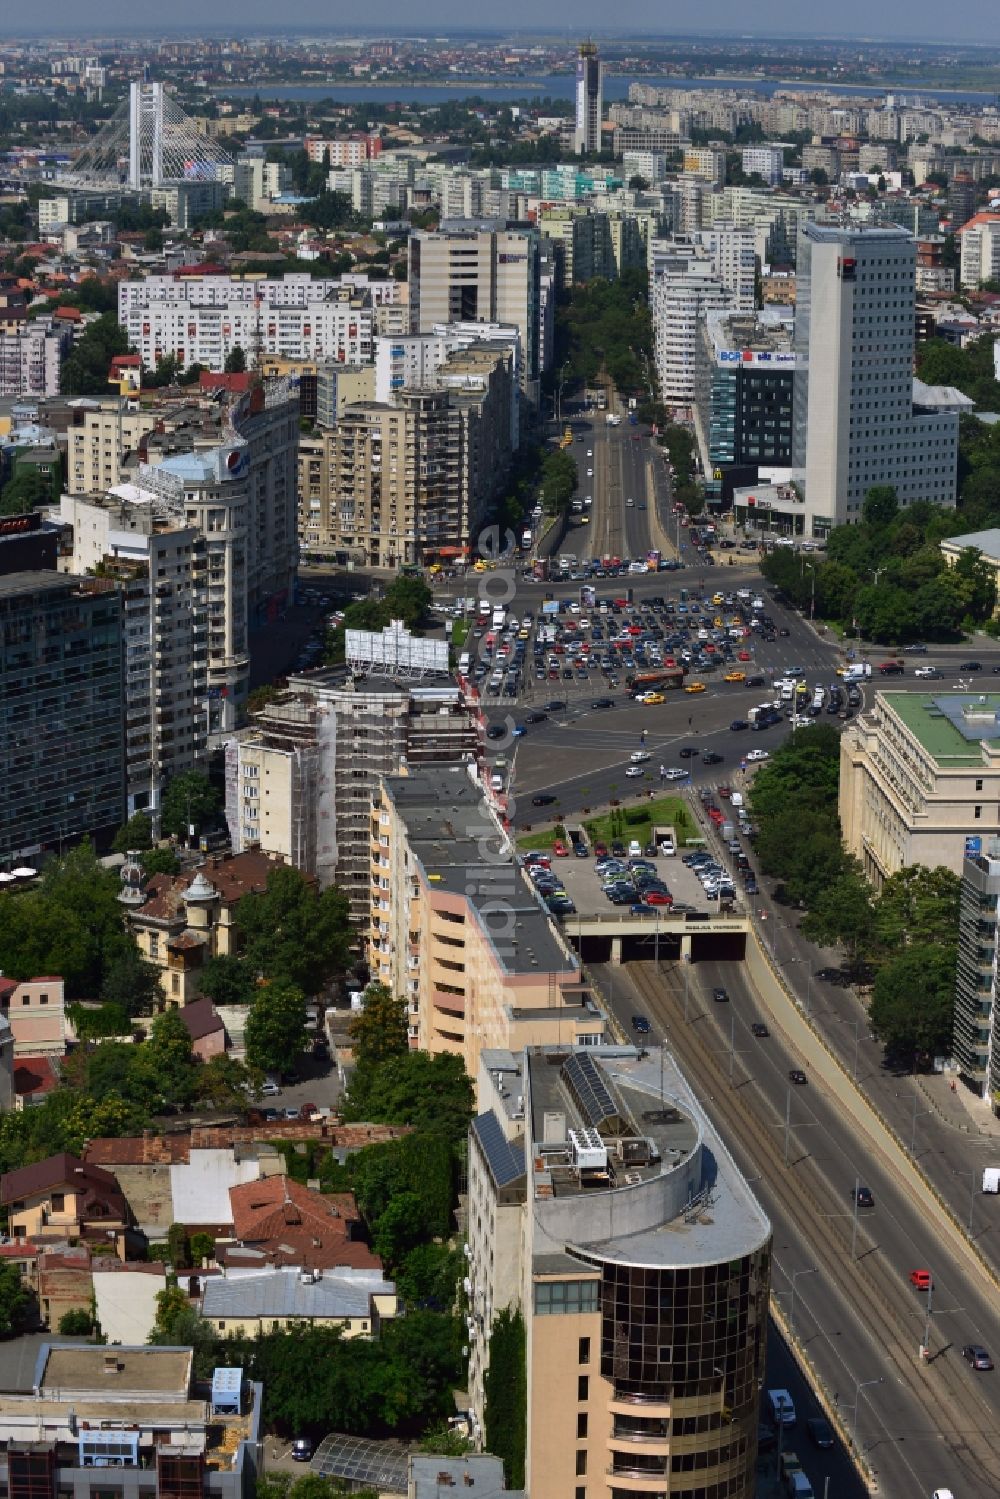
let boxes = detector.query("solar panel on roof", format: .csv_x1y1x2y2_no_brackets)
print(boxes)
561,1052,627,1134
473,1111,525,1188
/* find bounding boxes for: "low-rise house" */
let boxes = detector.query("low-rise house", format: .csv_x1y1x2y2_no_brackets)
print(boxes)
202,1265,397,1338
228,1175,381,1271
0,977,66,1055
36,1246,92,1329
0,1154,129,1243
12,1055,60,1110
128,850,296,1006
178,996,226,1060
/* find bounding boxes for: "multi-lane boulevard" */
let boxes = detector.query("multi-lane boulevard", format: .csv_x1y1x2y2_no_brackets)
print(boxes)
596,953,1000,1499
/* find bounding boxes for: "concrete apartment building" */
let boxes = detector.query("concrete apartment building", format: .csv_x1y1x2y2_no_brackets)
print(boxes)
0,976,67,1057
0,572,125,864
408,223,541,402
371,768,604,1068
840,691,1000,885
296,344,514,569
649,242,731,408
65,399,158,495
741,144,785,185
118,273,374,372
0,320,72,399
952,840,1000,1108
792,223,959,538
959,211,1000,289
467,1045,771,1496
226,671,480,926
0,1344,261,1499
127,381,299,737
57,492,208,819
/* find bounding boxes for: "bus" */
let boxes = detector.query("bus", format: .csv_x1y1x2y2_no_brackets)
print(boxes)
626,666,686,692
646,549,661,572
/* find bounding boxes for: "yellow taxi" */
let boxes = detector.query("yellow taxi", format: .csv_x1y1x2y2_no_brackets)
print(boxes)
723,670,746,683
685,681,707,693
714,615,724,628
712,592,725,605
473,559,487,573
580,515,591,524
641,692,666,705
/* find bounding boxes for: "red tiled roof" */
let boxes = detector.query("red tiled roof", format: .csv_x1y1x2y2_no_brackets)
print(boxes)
13,1055,60,1099
0,1152,122,1207
229,1175,380,1271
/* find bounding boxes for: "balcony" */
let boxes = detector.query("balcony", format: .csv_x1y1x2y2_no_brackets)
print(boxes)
609,1394,671,1419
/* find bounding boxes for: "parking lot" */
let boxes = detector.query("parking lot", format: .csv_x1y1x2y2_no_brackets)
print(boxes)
548,847,715,916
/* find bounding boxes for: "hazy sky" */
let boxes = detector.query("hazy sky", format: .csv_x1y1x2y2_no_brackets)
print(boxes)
13,0,1000,45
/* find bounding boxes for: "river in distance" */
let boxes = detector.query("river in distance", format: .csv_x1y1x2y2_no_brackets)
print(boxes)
219,73,998,108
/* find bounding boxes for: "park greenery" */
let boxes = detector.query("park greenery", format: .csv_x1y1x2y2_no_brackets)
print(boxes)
760,487,997,643
324,573,433,665
554,268,653,397
750,727,960,1064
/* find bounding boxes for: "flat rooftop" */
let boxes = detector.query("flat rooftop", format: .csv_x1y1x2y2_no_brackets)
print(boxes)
39,1344,192,1397
384,768,579,978
527,1046,771,1269
882,691,1000,768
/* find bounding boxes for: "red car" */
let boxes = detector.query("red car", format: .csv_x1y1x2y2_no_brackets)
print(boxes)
553,840,569,857
594,842,608,858
644,891,672,906
708,808,725,827
737,650,751,661
718,785,731,799
909,1269,933,1291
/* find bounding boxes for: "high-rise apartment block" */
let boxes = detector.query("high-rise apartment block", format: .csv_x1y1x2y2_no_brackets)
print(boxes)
408,223,541,401
467,1045,771,1496
574,42,603,156
953,840,1000,1110
118,274,376,372
371,768,603,1065
297,342,515,568
57,493,208,819
959,211,1000,289
650,241,731,407
226,673,480,926
66,399,158,495
0,319,72,398
793,223,959,536
0,572,126,862
741,145,785,185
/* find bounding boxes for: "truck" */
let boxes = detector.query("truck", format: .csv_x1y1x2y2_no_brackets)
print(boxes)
521,527,532,549
767,1389,797,1427
842,662,872,682
491,606,506,630
983,1167,1000,1193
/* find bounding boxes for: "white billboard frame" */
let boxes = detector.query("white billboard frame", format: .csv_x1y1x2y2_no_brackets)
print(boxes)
345,617,450,678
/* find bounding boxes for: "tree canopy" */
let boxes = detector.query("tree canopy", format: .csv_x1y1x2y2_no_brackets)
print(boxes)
0,843,132,998
235,866,350,993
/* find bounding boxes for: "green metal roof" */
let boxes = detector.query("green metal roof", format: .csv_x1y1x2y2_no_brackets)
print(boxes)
884,692,1000,768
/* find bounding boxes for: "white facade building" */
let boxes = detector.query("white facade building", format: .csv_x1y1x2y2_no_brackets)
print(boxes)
741,145,785,186
0,319,72,398
793,223,959,536
118,274,374,372
650,235,750,406
959,212,1000,290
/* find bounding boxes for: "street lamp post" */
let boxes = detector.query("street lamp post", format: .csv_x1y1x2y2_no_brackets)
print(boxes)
789,1266,816,1339
784,1085,792,1165
921,1276,934,1359
729,1005,737,1085
850,1377,882,1457
851,1176,861,1261
955,1168,976,1234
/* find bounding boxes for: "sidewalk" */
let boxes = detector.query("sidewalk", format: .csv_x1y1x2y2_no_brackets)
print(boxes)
916,1068,1000,1139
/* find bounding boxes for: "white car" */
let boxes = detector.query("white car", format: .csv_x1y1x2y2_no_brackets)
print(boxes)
626,497,635,507
913,665,940,679
663,767,689,781
587,468,594,477
746,749,770,763
630,750,652,763
587,449,593,457
625,765,646,778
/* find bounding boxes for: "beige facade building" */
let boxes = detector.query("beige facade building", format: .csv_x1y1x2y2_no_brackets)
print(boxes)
65,400,157,496
940,527,1000,616
371,768,604,1071
408,223,541,400
296,343,514,567
0,977,66,1056
226,673,479,926
467,1046,771,1496
840,690,1000,885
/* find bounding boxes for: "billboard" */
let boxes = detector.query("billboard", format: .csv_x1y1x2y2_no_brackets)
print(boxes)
345,618,450,677
717,350,797,368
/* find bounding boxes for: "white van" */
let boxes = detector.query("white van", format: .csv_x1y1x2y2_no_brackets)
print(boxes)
767,1389,796,1426
458,651,471,675
983,1167,1000,1192
729,791,743,810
